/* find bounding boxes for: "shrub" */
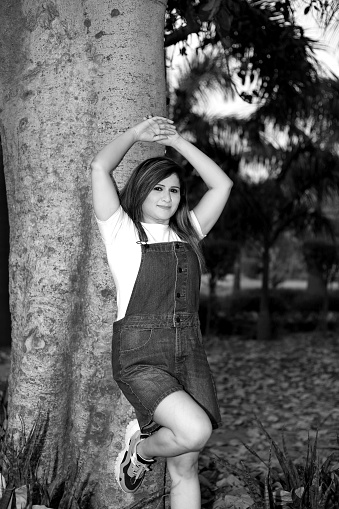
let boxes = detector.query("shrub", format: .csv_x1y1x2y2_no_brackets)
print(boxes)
0,393,95,509
201,420,339,508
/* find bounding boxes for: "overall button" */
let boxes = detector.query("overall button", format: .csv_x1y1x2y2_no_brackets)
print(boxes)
175,316,180,323
175,243,180,249
176,292,181,298
178,267,183,273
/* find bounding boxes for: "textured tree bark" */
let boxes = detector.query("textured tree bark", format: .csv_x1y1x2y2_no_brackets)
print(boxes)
0,0,167,507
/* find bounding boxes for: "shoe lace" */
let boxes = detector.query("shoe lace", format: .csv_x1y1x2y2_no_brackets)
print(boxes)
130,457,151,480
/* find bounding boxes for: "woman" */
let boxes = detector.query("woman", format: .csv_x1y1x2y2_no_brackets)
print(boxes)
91,116,232,509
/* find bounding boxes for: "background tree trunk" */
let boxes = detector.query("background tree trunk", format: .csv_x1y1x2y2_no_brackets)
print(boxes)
257,244,272,341
232,250,241,293
0,0,167,507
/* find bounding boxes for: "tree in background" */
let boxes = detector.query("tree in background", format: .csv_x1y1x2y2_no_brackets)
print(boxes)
202,234,239,338
165,0,319,116
167,44,339,340
303,238,339,330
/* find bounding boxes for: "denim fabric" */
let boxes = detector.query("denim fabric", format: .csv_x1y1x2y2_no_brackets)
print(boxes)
112,241,221,433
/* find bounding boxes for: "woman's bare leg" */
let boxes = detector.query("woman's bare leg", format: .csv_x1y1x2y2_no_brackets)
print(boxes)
137,390,212,509
166,452,201,509
138,390,212,459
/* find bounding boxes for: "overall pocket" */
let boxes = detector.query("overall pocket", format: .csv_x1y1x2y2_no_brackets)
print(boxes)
120,328,153,353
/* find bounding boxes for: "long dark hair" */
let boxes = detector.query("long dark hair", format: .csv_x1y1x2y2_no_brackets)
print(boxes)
120,157,204,269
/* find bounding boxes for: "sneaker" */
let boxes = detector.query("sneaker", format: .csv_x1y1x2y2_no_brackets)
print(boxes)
115,419,155,493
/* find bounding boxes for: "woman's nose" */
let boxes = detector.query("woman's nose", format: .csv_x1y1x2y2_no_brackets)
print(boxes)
162,191,171,202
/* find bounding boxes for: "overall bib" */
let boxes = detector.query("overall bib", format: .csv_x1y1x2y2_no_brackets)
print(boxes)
112,241,221,434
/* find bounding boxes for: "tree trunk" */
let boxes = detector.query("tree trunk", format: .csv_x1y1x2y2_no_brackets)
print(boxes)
318,284,329,332
232,250,241,293
307,271,327,296
0,141,11,347
0,1,167,507
257,244,271,341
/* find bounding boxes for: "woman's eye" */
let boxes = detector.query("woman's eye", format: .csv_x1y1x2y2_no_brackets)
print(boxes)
154,186,162,191
171,188,179,193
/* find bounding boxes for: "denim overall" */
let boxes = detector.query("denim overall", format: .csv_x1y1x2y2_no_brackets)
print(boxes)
112,241,221,434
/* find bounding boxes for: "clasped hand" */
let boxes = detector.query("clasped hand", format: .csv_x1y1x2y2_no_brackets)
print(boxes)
133,116,179,146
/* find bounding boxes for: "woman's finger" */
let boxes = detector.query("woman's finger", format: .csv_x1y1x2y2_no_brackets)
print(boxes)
146,115,174,123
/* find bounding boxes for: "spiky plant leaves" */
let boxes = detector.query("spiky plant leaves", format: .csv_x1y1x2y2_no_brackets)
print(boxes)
263,448,274,509
281,429,300,489
55,460,95,509
0,485,14,509
254,417,300,491
10,490,15,509
20,412,50,481
310,463,320,508
242,444,269,470
0,412,96,509
239,461,264,509
26,482,32,509
213,454,245,480
263,473,271,509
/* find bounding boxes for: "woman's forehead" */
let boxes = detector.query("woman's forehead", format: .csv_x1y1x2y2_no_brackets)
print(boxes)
157,173,180,187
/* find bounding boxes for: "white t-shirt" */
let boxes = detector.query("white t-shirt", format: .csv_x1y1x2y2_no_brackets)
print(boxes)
96,206,204,320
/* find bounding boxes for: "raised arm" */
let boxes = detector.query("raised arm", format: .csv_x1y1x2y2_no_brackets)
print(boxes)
91,117,176,220
161,135,233,235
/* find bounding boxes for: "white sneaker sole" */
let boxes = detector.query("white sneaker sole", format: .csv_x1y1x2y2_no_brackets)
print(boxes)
114,419,140,487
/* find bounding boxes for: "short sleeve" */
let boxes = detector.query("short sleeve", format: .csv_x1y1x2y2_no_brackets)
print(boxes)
190,210,206,240
95,206,129,246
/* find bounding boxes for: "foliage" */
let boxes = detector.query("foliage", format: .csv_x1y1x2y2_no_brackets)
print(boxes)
199,288,339,336
165,0,320,117
302,239,339,286
0,394,95,509
202,237,239,283
209,423,339,509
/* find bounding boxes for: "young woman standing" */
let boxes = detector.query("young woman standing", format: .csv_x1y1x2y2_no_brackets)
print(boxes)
91,116,232,509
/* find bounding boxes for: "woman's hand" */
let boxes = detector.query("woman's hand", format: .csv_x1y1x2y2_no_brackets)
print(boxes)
133,116,178,144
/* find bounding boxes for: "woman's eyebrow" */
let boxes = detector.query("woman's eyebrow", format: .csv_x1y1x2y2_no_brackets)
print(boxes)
157,184,180,189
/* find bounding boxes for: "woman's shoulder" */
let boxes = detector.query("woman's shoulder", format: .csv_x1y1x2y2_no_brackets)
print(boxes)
95,206,138,245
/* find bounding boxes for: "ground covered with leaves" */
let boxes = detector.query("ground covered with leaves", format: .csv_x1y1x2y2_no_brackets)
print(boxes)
198,331,339,508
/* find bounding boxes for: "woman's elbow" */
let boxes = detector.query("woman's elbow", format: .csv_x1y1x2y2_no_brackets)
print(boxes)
223,176,233,195
90,157,105,174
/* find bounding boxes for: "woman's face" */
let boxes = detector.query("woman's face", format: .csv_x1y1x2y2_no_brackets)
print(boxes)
141,173,181,224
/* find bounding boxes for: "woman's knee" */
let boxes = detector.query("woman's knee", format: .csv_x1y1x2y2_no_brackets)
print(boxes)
153,391,213,452
176,416,212,452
